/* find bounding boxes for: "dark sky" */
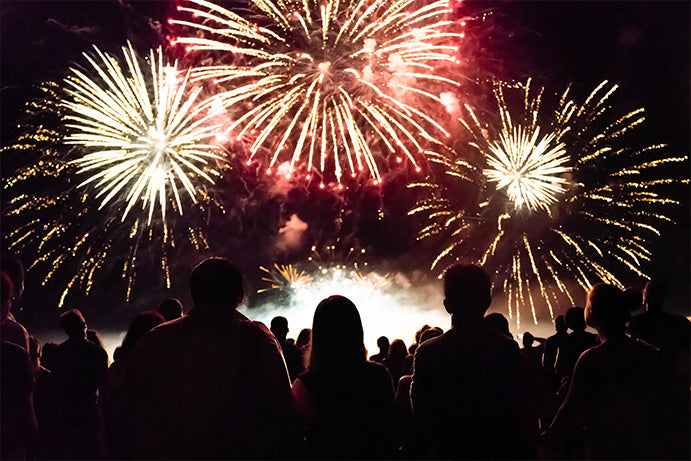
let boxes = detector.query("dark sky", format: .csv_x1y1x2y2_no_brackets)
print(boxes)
1,0,689,331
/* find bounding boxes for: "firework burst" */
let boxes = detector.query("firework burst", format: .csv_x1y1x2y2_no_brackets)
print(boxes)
410,80,688,328
259,263,312,293
3,45,225,306
171,0,464,184
64,43,223,224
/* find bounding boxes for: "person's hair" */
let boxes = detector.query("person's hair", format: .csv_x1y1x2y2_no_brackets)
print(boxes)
565,306,587,331
419,327,443,344
388,339,408,360
483,312,511,337
158,298,183,321
586,283,628,335
60,309,87,338
308,295,365,370
0,257,23,294
1,272,14,321
1,272,14,304
296,328,311,349
190,258,243,307
443,264,492,317
120,311,165,359
376,335,390,352
554,314,567,334
414,325,431,345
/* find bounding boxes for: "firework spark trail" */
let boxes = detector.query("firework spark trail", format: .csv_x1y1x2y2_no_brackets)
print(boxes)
410,80,688,329
171,0,464,184
63,43,223,225
3,45,226,306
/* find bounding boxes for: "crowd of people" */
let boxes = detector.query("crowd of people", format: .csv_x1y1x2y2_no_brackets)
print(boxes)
1,255,689,460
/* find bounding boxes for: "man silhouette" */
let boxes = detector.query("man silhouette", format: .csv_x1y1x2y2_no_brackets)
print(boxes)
121,258,298,459
270,316,304,381
411,264,531,459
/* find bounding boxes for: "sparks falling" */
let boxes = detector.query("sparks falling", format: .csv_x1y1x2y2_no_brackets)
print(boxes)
171,0,464,184
410,80,689,329
3,44,226,306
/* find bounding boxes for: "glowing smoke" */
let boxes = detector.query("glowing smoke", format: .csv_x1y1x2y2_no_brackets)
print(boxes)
275,214,309,254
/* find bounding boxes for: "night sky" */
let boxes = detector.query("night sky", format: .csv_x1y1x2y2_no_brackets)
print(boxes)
1,0,689,335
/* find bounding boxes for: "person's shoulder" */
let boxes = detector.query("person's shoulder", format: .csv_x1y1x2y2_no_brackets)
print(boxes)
1,318,29,349
363,359,389,374
1,339,30,361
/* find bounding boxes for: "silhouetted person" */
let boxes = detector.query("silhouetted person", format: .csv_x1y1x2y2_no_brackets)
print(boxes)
630,279,690,459
1,272,38,460
384,339,407,385
1,258,30,351
121,258,298,459
555,306,598,378
543,315,568,373
542,284,661,459
521,332,545,367
483,312,513,339
292,295,395,459
296,328,311,367
369,335,390,364
521,332,551,434
411,265,532,459
296,328,311,349
630,280,690,375
401,325,431,376
270,316,304,382
395,327,442,458
158,297,183,322
100,311,165,459
50,309,108,459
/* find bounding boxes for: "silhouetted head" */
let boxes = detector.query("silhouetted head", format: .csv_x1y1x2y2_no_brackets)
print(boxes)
522,332,535,348
585,283,628,338
565,307,587,332
643,279,667,312
0,257,24,303
87,330,104,348
60,309,87,340
388,339,407,360
443,265,492,321
1,272,14,323
296,328,311,349
554,315,567,334
419,327,443,344
158,298,183,321
40,342,59,370
376,336,390,354
270,316,289,341
622,288,643,313
308,295,365,370
190,258,244,310
120,311,165,360
414,325,431,345
483,312,511,338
